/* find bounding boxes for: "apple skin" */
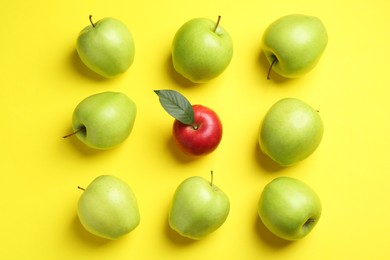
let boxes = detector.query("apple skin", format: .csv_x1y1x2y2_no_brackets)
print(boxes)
76,16,135,78
77,175,140,240
262,14,328,78
173,105,222,156
169,176,230,240
71,91,137,149
259,98,323,166
172,17,233,83
258,176,322,241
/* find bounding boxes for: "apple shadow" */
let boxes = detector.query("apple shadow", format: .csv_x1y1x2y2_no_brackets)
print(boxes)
163,203,197,246
254,214,292,249
164,218,197,246
257,50,292,85
165,54,200,88
166,137,200,164
69,49,109,82
71,215,111,247
253,139,285,173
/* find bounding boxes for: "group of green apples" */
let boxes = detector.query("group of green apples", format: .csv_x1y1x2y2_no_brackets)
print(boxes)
67,13,328,242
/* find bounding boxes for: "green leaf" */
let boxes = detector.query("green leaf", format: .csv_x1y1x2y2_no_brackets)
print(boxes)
154,89,194,125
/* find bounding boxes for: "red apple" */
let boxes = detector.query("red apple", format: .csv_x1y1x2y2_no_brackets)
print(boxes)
154,90,223,156
173,105,222,156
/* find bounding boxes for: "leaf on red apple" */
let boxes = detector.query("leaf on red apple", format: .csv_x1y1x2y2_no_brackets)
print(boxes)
154,89,194,125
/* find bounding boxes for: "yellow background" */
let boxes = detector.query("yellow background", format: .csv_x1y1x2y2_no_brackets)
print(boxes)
1,0,389,259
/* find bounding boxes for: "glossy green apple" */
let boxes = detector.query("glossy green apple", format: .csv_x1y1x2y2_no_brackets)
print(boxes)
262,14,328,79
258,176,322,241
172,16,233,83
76,15,135,78
77,175,140,240
65,91,137,149
169,173,230,239
259,98,323,166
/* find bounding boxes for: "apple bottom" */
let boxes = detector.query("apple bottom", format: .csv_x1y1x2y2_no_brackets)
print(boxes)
173,105,222,156
258,176,322,241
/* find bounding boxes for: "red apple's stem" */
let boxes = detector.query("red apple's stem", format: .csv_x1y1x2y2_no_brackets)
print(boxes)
89,15,96,27
210,170,214,187
78,186,85,191
62,126,86,139
267,57,278,80
214,15,221,32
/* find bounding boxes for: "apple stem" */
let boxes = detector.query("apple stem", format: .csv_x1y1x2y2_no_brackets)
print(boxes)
89,15,96,28
214,15,221,32
62,126,86,139
267,57,278,80
210,170,214,187
78,186,85,191
304,218,315,227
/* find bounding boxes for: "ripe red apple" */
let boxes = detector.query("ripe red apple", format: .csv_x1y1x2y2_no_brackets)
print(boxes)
173,105,222,156
154,90,223,156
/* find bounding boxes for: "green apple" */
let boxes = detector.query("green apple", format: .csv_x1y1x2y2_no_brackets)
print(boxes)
258,176,322,241
169,173,230,239
77,175,140,240
172,16,233,83
64,91,137,150
262,14,328,79
76,15,135,78
259,98,323,166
